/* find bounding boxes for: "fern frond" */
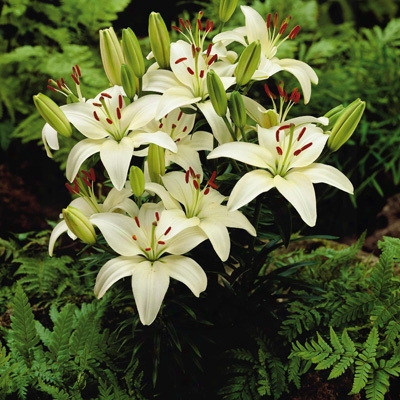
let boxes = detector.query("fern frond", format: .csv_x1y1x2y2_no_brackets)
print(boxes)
330,291,374,326
370,246,395,300
371,292,400,327
9,285,40,366
364,369,390,400
328,329,357,379
384,320,400,348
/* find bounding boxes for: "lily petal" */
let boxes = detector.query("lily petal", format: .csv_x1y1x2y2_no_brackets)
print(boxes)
66,138,104,182
100,137,134,190
274,172,317,226
227,169,275,211
163,255,207,296
131,260,170,325
198,219,231,261
48,220,69,256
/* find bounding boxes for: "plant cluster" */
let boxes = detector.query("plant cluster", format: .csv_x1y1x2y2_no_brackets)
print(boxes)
1,0,400,399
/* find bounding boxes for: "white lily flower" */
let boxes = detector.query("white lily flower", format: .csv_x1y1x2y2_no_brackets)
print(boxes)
136,108,214,175
143,40,235,143
213,6,318,103
62,86,177,190
146,168,256,261
91,202,208,325
49,169,138,256
208,123,353,227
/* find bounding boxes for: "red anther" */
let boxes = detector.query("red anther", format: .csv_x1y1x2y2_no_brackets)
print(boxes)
276,146,283,155
208,54,218,65
176,138,181,142
289,25,301,39
101,92,112,98
145,247,151,251
189,166,195,177
279,22,288,35
155,212,160,221
301,142,312,151
207,170,218,189
56,79,63,90
92,102,102,107
187,67,195,75
118,94,123,109
177,110,183,121
191,43,196,58
134,216,140,227
185,169,190,183
106,118,113,124
71,74,79,85
277,82,286,98
193,179,199,190
266,13,272,29
197,18,203,31
75,64,81,77
175,57,187,64
89,168,96,182
159,123,163,129
158,240,165,245
172,25,182,33
132,235,137,240
93,111,100,121
264,84,276,99
186,19,192,29
47,85,58,93
171,124,177,129
290,88,300,103
206,43,213,57
273,13,279,28
206,20,214,32
164,226,172,235
65,182,79,194
116,107,121,120
297,127,306,141
81,176,91,187
179,18,185,29
199,70,205,78
182,126,187,132
204,187,210,195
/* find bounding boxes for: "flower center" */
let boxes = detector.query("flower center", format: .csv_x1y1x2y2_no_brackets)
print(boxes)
274,124,313,175
91,93,125,141
263,12,300,58
132,212,172,262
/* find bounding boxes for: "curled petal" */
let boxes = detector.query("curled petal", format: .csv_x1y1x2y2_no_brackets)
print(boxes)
48,220,69,256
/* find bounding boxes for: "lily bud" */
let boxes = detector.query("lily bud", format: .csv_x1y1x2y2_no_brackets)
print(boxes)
121,64,137,100
207,70,227,117
148,12,170,69
33,93,72,137
235,41,261,86
62,206,96,245
219,0,238,23
327,98,366,152
122,27,145,78
320,104,344,131
261,110,279,129
129,165,145,197
228,91,246,128
147,143,165,184
99,27,124,85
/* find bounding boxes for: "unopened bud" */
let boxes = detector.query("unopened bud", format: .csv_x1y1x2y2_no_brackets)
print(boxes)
148,12,170,69
122,27,145,78
147,143,165,184
99,27,124,85
320,104,344,131
129,166,145,197
207,70,227,117
33,93,72,137
235,41,261,86
327,98,366,152
228,91,246,128
219,0,238,23
121,64,137,100
62,206,96,245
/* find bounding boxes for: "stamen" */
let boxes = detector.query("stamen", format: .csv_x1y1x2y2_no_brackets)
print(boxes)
75,64,81,77
132,235,137,240
197,19,203,31
297,127,306,141
266,14,272,29
164,226,171,235
276,146,283,155
207,54,218,65
118,94,123,109
134,216,140,227
93,111,100,121
106,118,113,124
177,110,183,121
293,142,312,156
116,108,121,120
155,212,160,221
158,240,165,245
187,67,195,75
175,57,187,64
204,187,210,195
288,25,301,39
101,92,112,98
193,180,199,190
264,84,276,99
145,247,151,251
206,43,213,57
207,170,218,189
199,70,205,78
185,169,190,183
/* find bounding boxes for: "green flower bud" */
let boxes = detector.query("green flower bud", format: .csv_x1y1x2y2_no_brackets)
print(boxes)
99,27,124,85
219,0,238,23
207,70,227,117
121,64,137,100
147,143,165,184
261,110,279,129
228,91,246,128
33,93,72,137
122,27,145,78
327,98,366,152
320,104,344,131
235,41,261,86
129,165,145,197
62,206,96,245
148,12,170,69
